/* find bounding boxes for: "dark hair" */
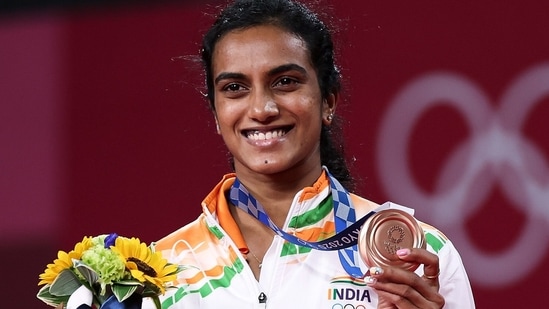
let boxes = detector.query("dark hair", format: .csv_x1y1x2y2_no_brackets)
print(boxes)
201,0,355,190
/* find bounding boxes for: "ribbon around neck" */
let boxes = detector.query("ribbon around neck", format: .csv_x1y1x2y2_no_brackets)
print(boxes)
229,169,388,278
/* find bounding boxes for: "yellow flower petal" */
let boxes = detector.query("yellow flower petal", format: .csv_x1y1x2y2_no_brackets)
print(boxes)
112,237,178,294
37,236,93,286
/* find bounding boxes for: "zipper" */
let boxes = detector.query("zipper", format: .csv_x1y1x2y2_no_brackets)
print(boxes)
257,292,267,308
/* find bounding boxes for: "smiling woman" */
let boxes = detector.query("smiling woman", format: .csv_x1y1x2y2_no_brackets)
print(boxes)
212,24,331,180
141,0,475,309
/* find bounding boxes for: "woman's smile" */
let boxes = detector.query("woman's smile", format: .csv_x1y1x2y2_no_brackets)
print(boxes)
243,126,291,141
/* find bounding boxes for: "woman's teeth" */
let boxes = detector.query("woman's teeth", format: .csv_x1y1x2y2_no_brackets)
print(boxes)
246,129,286,140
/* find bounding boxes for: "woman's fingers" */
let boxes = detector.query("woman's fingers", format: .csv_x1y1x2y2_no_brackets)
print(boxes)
369,266,444,308
366,248,445,308
396,248,440,289
375,288,417,309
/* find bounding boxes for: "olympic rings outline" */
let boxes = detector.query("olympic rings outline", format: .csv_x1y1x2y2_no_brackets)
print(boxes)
331,304,367,309
376,62,549,286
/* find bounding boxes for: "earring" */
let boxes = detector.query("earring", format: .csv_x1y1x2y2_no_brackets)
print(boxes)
327,113,334,121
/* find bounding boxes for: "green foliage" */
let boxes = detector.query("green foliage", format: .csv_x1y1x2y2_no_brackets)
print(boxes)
49,269,82,297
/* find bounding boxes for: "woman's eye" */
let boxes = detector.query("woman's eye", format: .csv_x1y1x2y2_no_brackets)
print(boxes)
277,77,296,86
224,83,242,92
273,77,300,91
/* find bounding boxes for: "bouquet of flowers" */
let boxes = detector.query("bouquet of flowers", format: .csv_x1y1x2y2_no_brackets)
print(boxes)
37,233,182,309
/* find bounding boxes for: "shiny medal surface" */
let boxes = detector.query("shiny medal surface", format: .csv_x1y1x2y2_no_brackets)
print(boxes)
358,209,426,271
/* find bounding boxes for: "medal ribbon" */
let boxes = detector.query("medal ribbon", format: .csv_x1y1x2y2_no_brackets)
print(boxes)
229,169,388,278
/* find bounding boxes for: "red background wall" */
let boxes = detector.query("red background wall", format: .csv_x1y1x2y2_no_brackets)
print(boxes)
2,0,548,308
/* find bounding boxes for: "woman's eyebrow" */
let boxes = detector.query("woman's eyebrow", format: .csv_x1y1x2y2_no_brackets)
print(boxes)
214,63,307,85
268,63,307,77
214,72,246,85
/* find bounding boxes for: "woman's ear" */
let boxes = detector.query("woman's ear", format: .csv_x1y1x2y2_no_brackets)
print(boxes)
322,92,338,125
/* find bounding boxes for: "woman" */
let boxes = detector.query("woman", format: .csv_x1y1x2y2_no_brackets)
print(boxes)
148,0,475,308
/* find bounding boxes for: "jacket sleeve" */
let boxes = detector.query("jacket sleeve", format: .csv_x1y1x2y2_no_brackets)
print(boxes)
437,238,476,308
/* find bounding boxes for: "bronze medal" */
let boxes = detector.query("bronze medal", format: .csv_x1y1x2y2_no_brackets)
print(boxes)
358,209,426,272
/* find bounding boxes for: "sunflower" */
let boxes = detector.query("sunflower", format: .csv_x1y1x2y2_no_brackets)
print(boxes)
111,237,179,294
38,236,93,285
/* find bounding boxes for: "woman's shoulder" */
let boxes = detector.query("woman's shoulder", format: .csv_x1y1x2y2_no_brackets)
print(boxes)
349,193,381,217
153,215,209,252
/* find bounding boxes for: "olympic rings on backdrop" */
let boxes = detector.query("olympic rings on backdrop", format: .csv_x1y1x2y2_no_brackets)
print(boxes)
376,62,549,287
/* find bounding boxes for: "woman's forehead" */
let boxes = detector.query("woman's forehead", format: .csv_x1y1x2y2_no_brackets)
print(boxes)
212,25,312,72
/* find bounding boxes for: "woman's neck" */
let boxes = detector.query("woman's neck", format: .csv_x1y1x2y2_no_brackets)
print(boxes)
234,164,323,227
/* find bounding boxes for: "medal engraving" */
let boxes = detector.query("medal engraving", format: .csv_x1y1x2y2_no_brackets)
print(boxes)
383,225,406,255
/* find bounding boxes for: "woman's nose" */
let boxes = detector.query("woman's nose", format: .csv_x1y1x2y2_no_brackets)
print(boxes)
248,89,280,122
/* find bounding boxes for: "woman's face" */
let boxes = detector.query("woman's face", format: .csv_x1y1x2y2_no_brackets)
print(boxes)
212,24,335,177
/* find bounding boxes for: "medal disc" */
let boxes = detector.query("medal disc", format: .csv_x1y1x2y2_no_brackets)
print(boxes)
358,209,426,271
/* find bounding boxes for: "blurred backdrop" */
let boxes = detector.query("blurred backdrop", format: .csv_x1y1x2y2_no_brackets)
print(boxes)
1,0,548,307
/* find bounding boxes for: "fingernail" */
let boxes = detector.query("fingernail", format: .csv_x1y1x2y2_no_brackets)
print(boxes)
397,248,410,256
369,266,383,276
364,276,377,284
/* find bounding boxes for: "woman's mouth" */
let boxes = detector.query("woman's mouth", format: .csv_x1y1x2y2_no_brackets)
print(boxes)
244,127,291,141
